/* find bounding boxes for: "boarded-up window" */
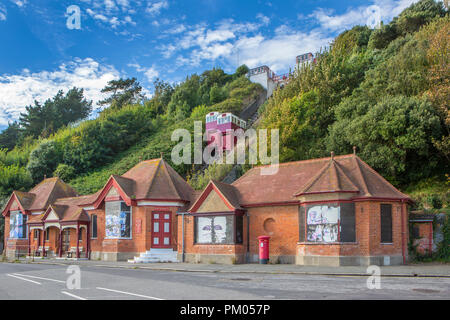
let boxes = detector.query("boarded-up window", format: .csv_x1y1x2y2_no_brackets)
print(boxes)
91,215,98,239
340,203,356,243
235,215,243,244
298,206,306,242
381,204,393,243
195,215,235,244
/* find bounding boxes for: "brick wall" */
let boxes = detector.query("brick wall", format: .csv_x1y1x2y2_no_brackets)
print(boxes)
88,204,180,256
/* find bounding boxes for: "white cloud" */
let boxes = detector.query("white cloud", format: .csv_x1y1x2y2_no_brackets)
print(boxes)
0,4,7,21
10,0,27,7
161,17,331,73
256,13,270,26
85,0,142,29
310,0,418,32
0,58,120,126
128,63,160,82
146,0,169,15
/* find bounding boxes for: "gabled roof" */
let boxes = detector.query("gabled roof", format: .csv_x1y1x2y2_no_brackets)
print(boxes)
295,159,359,196
87,158,195,208
231,154,410,206
2,177,78,216
189,180,242,212
42,196,91,223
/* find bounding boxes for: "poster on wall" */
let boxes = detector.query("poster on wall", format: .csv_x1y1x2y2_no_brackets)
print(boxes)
307,205,340,243
213,216,227,243
197,217,213,243
105,202,121,238
9,211,24,239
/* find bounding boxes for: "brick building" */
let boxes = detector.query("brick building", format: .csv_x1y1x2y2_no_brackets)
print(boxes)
2,158,196,261
180,153,412,266
3,154,413,266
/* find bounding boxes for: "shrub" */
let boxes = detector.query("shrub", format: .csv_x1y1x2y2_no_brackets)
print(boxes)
54,164,76,181
26,140,62,183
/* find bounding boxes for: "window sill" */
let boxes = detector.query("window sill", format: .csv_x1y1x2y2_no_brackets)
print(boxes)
194,243,243,246
381,243,393,245
297,242,359,245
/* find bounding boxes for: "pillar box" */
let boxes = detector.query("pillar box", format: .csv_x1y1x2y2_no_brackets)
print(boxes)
258,236,270,264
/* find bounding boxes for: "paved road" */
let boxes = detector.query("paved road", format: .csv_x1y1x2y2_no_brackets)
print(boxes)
0,262,448,300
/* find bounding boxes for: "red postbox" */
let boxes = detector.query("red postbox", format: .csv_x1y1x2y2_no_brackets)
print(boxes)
258,236,270,264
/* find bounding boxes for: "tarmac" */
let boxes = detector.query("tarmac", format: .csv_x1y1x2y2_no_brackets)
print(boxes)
10,257,450,278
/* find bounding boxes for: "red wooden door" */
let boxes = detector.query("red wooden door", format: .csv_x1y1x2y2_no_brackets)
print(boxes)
151,212,171,248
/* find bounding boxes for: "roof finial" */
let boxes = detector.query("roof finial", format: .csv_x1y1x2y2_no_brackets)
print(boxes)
353,146,357,156
139,156,143,162
331,151,335,161
44,174,47,180
160,152,164,159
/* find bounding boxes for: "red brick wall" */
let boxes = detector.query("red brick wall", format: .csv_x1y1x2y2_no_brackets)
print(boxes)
180,201,409,262
412,222,433,255
247,205,298,258
298,201,407,258
87,204,180,255
177,215,247,256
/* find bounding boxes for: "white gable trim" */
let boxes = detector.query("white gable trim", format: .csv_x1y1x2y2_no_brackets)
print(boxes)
46,210,59,221
137,200,185,207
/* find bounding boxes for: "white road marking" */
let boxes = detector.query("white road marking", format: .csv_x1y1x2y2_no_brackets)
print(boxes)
7,274,42,285
96,287,164,300
61,291,88,300
13,273,66,284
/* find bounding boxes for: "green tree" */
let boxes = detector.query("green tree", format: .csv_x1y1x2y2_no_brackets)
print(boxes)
98,78,144,109
328,96,442,184
19,88,92,139
26,140,62,183
0,122,21,151
54,163,76,181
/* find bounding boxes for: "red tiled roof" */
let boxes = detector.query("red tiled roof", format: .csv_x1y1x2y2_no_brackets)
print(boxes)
84,158,196,207
189,180,242,213
232,154,410,206
2,177,78,216
43,196,92,223
28,177,78,211
211,180,242,210
121,158,194,202
295,159,359,196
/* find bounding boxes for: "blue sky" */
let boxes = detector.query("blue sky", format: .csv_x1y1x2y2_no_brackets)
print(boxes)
0,0,417,129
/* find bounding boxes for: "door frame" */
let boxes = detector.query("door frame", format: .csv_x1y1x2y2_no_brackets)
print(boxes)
151,211,172,249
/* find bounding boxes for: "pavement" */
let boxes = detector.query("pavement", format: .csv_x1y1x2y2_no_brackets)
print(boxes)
8,257,450,277
0,261,449,300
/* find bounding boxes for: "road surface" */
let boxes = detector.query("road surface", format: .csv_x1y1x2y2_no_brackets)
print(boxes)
0,262,448,300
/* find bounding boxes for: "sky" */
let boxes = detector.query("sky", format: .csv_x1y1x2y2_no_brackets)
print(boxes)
0,0,418,129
